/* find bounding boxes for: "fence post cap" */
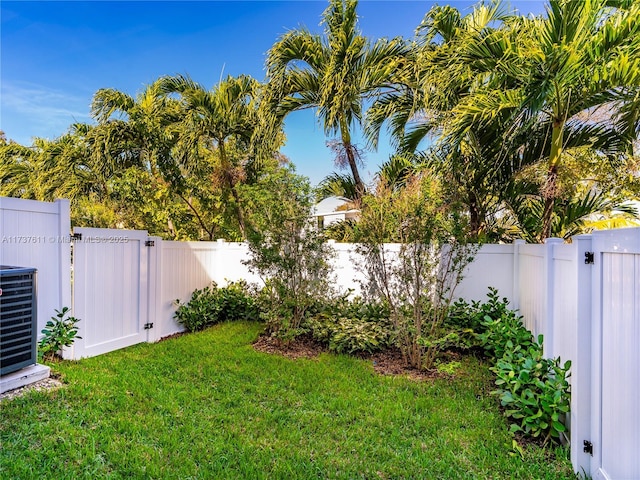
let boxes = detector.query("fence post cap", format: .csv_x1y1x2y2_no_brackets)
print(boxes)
544,237,564,244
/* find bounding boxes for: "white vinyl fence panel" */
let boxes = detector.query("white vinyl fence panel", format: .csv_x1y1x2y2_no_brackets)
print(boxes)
591,227,640,480
0,197,71,334
456,244,515,303
70,227,150,359
157,240,261,340
551,244,578,377
214,242,261,286
158,241,218,339
599,253,640,480
517,244,547,338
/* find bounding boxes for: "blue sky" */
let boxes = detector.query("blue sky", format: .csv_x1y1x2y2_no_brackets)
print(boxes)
1,0,546,185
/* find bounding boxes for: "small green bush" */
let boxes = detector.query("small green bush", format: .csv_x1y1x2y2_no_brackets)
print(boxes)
454,289,572,446
38,307,81,361
448,287,510,334
174,281,259,332
242,168,335,341
479,311,536,361
307,296,393,354
215,280,260,323
492,337,571,444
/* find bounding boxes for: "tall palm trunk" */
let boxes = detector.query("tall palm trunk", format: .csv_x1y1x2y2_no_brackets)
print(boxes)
219,141,247,239
540,121,564,241
339,118,365,199
467,189,483,237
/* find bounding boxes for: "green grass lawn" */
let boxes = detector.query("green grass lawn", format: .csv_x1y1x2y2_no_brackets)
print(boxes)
1,322,575,479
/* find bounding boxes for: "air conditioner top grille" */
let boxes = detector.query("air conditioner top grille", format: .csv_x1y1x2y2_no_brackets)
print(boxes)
0,265,38,275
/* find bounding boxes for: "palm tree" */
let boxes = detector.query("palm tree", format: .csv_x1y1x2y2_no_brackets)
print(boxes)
316,172,358,201
368,0,640,241
365,3,519,238
265,0,408,198
0,130,102,202
500,185,639,242
91,80,181,178
158,74,265,239
0,140,44,199
449,0,640,240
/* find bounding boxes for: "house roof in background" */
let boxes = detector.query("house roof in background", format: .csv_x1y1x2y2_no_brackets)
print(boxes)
312,196,355,217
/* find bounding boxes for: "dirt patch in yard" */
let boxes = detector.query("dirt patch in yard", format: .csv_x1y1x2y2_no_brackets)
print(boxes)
254,334,444,381
158,331,187,342
253,334,325,359
364,348,441,381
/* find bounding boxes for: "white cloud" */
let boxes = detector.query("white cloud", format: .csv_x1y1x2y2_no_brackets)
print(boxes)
0,81,93,143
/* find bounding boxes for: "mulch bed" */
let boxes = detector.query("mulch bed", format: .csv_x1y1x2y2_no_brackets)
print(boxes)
253,333,443,381
365,348,442,381
253,334,326,359
158,331,187,342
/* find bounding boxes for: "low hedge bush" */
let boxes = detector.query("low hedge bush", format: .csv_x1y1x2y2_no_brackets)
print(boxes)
174,281,259,332
493,339,571,444
455,288,571,446
306,295,393,354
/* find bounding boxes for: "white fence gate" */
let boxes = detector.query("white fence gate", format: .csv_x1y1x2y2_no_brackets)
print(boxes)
69,227,154,359
590,230,640,480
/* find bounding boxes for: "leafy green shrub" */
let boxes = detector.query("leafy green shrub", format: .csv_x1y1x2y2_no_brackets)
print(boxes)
306,296,393,354
447,287,510,333
440,288,515,353
174,286,220,332
478,310,536,361
353,175,477,370
254,279,317,342
174,281,259,332
492,339,571,445
242,168,335,341
214,280,260,322
38,307,81,361
464,289,572,446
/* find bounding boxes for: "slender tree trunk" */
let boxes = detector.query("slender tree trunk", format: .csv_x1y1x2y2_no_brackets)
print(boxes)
468,189,482,238
218,141,247,239
177,193,214,240
339,118,365,199
344,143,365,198
540,122,564,241
229,184,247,239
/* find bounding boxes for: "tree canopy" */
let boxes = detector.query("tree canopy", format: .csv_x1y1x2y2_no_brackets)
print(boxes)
2,0,639,242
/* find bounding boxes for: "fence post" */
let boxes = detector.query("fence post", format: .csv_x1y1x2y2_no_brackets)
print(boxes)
56,200,73,360
570,234,593,476
543,238,563,359
55,199,72,313
215,239,226,286
512,239,525,311
146,236,162,343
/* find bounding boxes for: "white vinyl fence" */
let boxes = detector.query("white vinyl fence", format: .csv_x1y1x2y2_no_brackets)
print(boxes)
1,196,638,479
0,197,71,334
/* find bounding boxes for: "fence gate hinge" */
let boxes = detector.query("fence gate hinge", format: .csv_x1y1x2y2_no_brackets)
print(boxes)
145,240,155,247
584,252,595,265
71,233,82,241
583,440,593,456
144,323,154,330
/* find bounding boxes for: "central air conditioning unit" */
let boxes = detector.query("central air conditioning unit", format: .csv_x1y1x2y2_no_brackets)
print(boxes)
0,266,37,376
